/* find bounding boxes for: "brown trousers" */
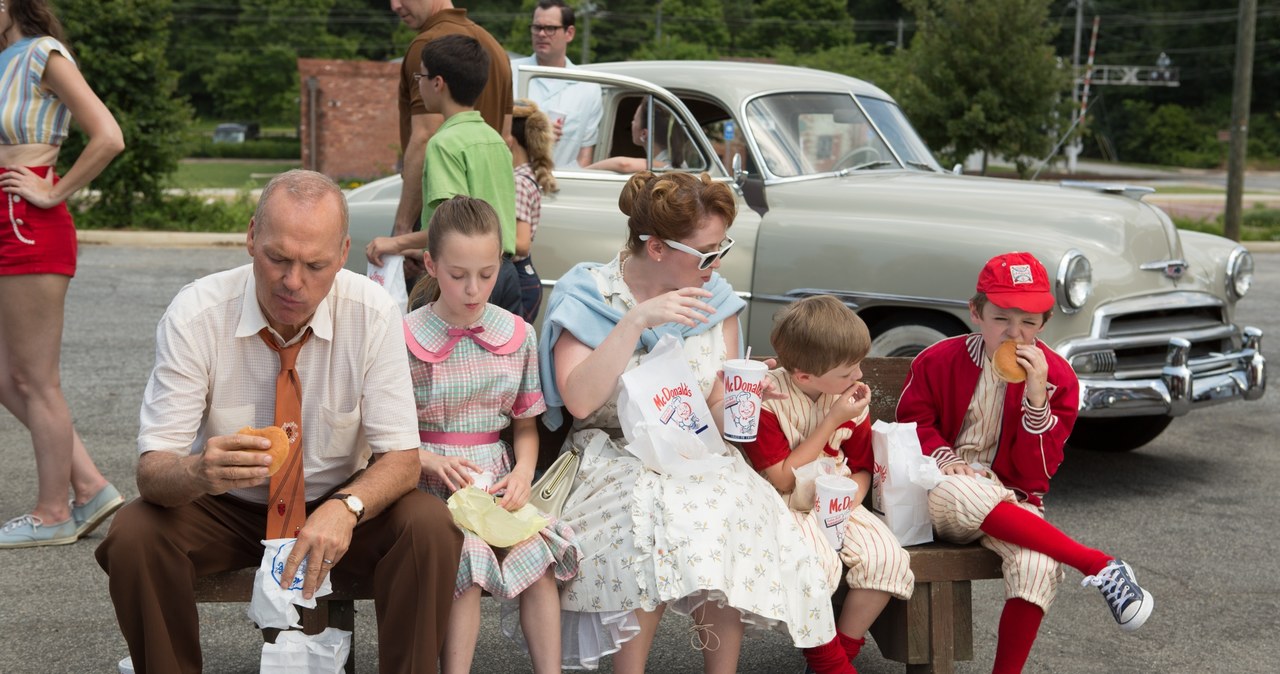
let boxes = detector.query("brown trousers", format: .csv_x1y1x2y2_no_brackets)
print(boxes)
95,489,462,674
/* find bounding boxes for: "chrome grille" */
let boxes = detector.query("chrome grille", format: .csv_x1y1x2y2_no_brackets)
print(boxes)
1105,306,1224,337
1101,305,1236,378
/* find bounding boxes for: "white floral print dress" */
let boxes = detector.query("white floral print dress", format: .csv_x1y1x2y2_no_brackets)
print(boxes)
553,256,836,669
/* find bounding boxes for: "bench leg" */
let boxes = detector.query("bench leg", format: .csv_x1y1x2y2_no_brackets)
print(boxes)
327,600,356,674
301,601,330,635
870,578,978,674
909,580,957,674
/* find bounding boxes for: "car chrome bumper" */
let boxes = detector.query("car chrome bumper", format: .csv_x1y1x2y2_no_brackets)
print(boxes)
1078,326,1265,417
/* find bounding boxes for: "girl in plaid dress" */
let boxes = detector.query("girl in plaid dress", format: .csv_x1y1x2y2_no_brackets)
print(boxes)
407,196,580,674
510,98,557,324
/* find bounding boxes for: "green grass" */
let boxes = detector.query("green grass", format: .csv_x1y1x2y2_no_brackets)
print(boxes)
189,120,297,136
1148,185,1229,195
169,160,301,189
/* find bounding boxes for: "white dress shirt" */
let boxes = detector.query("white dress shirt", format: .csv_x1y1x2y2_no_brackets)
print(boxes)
511,55,604,169
138,264,419,503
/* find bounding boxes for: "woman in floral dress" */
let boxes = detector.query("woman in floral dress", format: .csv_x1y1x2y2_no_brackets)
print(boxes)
407,196,579,674
538,171,836,672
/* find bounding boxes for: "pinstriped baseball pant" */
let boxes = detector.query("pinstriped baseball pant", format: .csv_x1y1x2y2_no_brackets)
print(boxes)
928,475,1064,611
839,505,915,600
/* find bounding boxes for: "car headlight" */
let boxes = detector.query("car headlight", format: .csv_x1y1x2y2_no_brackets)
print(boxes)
1055,250,1092,313
1226,246,1254,300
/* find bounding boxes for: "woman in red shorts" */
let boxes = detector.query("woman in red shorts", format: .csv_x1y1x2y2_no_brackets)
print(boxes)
0,0,125,548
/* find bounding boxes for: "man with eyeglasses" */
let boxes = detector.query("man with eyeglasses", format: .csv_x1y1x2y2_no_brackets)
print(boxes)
510,0,603,169
390,1,512,245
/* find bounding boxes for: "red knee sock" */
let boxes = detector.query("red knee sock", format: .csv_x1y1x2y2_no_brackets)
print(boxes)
993,598,1043,673
980,501,1111,575
838,631,865,662
803,635,856,674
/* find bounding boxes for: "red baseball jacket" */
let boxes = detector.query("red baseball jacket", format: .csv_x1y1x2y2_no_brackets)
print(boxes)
895,334,1079,506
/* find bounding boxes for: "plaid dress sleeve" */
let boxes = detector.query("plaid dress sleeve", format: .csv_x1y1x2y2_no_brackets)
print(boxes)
511,325,546,419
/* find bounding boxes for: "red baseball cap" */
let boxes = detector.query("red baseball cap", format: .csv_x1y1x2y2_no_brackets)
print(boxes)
976,252,1054,313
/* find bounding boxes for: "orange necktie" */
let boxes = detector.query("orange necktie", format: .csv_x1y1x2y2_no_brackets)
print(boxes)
259,328,312,539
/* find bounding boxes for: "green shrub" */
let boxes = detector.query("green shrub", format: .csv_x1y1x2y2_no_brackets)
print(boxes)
73,191,257,232
1247,111,1280,162
1171,214,1221,235
1172,206,1280,241
189,137,301,160
1239,209,1280,240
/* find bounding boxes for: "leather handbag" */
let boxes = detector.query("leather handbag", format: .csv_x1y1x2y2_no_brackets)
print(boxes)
529,433,604,517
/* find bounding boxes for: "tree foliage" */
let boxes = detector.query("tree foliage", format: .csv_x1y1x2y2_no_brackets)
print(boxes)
772,43,908,100
1109,100,1224,168
202,0,360,124
900,0,1069,174
741,0,854,54
59,0,190,223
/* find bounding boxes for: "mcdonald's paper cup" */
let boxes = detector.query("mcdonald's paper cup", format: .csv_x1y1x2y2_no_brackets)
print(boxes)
723,359,768,442
814,474,859,551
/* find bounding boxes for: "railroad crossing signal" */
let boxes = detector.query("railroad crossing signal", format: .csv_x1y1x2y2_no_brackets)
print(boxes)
1078,62,1180,87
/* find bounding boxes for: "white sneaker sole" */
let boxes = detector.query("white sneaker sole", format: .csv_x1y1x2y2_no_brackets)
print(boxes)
1118,591,1153,632
0,529,78,549
74,494,125,538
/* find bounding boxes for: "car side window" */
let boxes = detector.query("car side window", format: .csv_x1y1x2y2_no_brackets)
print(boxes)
676,95,757,178
591,91,707,174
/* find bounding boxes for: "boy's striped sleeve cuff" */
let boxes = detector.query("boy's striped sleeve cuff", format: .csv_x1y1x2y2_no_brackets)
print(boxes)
931,447,965,468
1022,400,1054,434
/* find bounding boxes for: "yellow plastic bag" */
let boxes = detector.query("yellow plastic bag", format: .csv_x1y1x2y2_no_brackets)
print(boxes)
446,487,550,548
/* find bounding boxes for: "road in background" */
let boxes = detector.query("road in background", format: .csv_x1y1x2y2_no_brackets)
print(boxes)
1,245,1277,673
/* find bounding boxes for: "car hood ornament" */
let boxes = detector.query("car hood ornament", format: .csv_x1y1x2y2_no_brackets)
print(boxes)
1140,259,1189,280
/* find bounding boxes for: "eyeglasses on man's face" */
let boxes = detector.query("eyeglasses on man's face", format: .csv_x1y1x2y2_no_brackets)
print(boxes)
530,24,565,35
639,235,735,271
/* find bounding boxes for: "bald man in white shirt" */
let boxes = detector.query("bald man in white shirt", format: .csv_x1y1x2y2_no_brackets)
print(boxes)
96,170,462,674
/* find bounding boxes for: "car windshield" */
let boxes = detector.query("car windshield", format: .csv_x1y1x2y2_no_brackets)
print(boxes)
744,92,941,178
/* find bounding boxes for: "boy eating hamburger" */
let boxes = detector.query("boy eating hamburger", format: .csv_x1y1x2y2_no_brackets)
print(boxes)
896,252,1154,673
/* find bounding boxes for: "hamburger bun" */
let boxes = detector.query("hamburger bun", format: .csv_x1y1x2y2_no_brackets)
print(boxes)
993,340,1027,383
238,425,290,476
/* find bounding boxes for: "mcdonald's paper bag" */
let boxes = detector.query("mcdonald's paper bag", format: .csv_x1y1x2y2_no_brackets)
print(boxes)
870,420,936,546
617,334,721,454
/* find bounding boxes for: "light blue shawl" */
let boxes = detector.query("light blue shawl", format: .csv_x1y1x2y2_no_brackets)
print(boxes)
537,261,746,430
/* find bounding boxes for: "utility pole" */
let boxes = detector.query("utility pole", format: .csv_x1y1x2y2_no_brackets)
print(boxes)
1225,0,1257,242
1065,0,1085,173
580,1,597,65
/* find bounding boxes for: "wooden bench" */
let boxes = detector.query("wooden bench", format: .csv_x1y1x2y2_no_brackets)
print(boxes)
193,568,371,673
859,357,1004,674
192,358,998,674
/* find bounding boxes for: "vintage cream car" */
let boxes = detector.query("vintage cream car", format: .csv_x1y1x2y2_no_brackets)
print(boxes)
346,61,1265,451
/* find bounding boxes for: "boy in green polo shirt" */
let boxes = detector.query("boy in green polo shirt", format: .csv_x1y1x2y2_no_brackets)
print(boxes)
366,33,522,315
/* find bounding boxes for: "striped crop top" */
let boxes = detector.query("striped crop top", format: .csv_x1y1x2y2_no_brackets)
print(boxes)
0,37,75,146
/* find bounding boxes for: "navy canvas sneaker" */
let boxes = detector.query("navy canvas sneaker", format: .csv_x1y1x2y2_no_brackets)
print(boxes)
1082,559,1154,632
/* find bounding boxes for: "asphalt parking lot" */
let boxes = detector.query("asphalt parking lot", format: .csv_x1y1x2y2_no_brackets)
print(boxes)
1,243,1277,673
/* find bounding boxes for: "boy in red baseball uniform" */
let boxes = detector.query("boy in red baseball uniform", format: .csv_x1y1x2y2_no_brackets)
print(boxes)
897,252,1153,673
743,295,913,674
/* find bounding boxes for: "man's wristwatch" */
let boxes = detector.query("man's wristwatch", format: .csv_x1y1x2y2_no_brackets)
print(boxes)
331,493,365,523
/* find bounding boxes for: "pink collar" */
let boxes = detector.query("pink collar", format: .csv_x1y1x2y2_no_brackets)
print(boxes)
404,304,526,363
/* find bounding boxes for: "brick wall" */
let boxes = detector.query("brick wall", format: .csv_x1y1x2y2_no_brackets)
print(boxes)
298,58,401,182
